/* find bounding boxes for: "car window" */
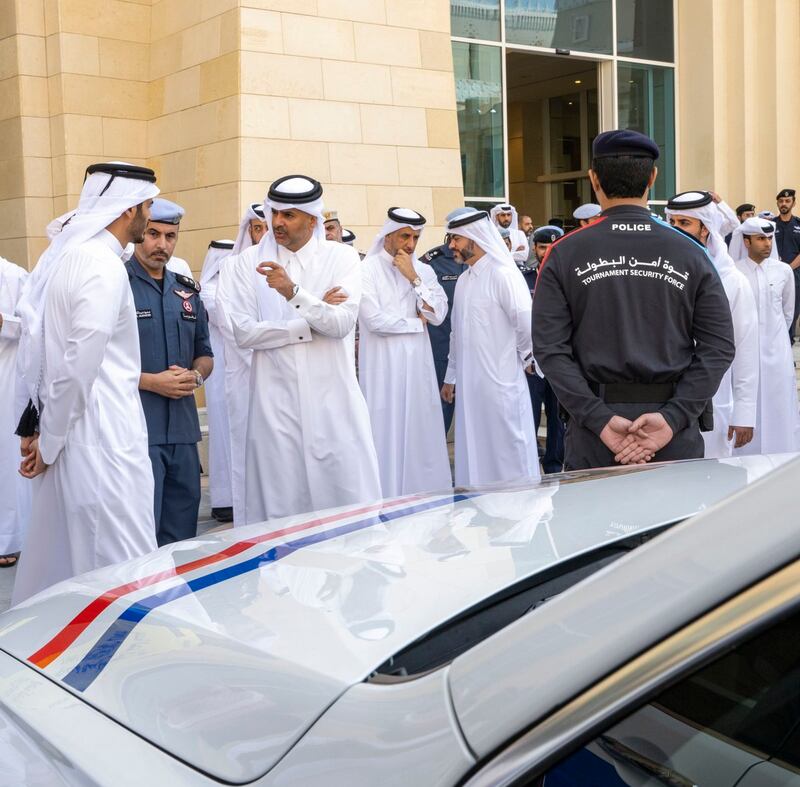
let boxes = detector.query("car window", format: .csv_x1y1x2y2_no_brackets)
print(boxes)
532,610,800,786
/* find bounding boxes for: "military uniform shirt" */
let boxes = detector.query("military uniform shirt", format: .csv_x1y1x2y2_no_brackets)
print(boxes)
420,243,465,363
126,258,212,445
774,215,800,264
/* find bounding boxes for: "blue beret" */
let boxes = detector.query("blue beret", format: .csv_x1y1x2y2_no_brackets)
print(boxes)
149,197,184,224
592,129,660,160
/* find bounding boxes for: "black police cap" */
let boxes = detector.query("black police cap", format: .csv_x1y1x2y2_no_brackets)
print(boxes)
777,188,796,200
666,190,713,210
532,228,560,244
592,129,660,160
735,203,755,215
268,175,323,205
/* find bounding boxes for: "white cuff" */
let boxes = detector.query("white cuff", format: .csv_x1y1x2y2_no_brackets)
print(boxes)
444,365,456,385
0,313,21,341
38,429,64,467
287,318,312,344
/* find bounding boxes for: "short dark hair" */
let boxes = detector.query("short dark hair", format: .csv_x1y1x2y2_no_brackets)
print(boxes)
590,155,655,199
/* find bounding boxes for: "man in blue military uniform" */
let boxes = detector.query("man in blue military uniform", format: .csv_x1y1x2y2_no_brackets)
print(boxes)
774,188,800,340
419,207,470,432
127,198,213,545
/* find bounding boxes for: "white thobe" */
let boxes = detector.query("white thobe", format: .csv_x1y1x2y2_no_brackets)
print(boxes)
166,256,193,278
12,230,157,605
199,259,233,509
733,256,800,455
445,256,540,487
0,259,30,555
358,250,451,497
221,235,381,523
509,228,530,265
702,267,759,458
216,253,254,524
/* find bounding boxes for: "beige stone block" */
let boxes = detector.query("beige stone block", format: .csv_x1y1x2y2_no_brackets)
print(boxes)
162,66,201,114
27,236,49,268
59,0,149,43
0,77,20,122
23,196,55,236
21,115,51,157
426,108,460,148
179,15,221,70
98,38,149,82
354,23,421,68
0,2,16,40
49,154,66,196
241,138,331,182
241,51,323,99
151,0,201,40
13,0,46,36
200,51,240,104
322,60,392,105
0,117,23,156
0,237,30,270
48,33,100,76
60,74,149,119
243,0,318,14
288,98,361,143
385,0,450,33
241,7,283,53
360,104,427,146
103,117,147,159
149,77,165,119
200,0,238,22
220,8,240,54
170,182,240,232
150,35,183,81
18,75,49,116
396,146,462,187
0,157,25,200
241,93,290,138
329,143,398,186
16,35,48,77
22,157,52,197
44,0,59,37
47,74,63,115
431,187,464,225
419,31,453,72
282,13,354,61
0,198,26,240
196,138,240,187
392,67,455,110
0,39,16,82
317,183,369,225
154,148,199,193
149,95,240,156
364,185,434,225
317,0,386,24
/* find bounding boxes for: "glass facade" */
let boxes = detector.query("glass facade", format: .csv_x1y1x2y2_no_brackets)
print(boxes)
452,42,505,198
506,0,613,55
617,63,676,200
450,0,676,204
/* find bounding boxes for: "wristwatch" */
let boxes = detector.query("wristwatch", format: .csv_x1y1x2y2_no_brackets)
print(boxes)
291,283,300,299
193,370,204,388
411,277,422,288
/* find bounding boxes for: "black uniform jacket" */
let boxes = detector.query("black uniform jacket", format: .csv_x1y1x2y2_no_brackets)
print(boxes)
532,205,735,436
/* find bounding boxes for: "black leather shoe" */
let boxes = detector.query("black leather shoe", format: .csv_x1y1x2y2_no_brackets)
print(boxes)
211,507,234,523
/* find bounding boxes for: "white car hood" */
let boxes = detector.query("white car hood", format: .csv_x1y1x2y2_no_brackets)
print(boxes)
0,456,788,783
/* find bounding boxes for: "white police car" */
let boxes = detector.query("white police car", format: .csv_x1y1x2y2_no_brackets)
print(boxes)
0,455,797,785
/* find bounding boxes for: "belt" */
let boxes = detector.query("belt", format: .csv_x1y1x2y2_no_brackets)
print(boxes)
589,381,675,404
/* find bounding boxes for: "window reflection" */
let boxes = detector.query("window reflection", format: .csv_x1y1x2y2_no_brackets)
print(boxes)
451,0,501,41
617,63,675,201
505,0,613,55
452,42,505,198
616,0,674,62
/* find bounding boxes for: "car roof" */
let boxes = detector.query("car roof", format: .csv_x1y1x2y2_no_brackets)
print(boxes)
448,454,800,759
0,455,788,783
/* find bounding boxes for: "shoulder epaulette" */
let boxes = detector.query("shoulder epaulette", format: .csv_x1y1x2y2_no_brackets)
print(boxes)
175,273,201,293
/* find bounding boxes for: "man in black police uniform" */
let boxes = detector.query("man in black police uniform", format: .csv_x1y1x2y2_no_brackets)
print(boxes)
774,188,800,340
420,207,470,432
127,199,213,545
532,129,735,470
724,202,756,247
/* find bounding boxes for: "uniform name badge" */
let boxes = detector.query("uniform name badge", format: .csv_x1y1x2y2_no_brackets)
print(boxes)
136,309,152,319
181,299,196,321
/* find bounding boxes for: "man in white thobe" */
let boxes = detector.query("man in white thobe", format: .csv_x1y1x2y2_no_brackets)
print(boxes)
666,191,759,458
215,202,267,525
358,208,451,497
731,217,800,454
218,175,381,523
199,239,235,522
441,209,540,487
490,203,530,265
0,258,29,567
12,162,160,605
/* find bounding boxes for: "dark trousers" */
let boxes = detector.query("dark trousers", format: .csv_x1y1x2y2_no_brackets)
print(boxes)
528,374,565,474
563,402,705,471
791,270,800,342
434,357,455,434
149,443,201,546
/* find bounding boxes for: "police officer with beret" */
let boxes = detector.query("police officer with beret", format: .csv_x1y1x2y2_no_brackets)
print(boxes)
532,129,735,470
420,207,470,432
774,188,800,340
127,198,213,545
